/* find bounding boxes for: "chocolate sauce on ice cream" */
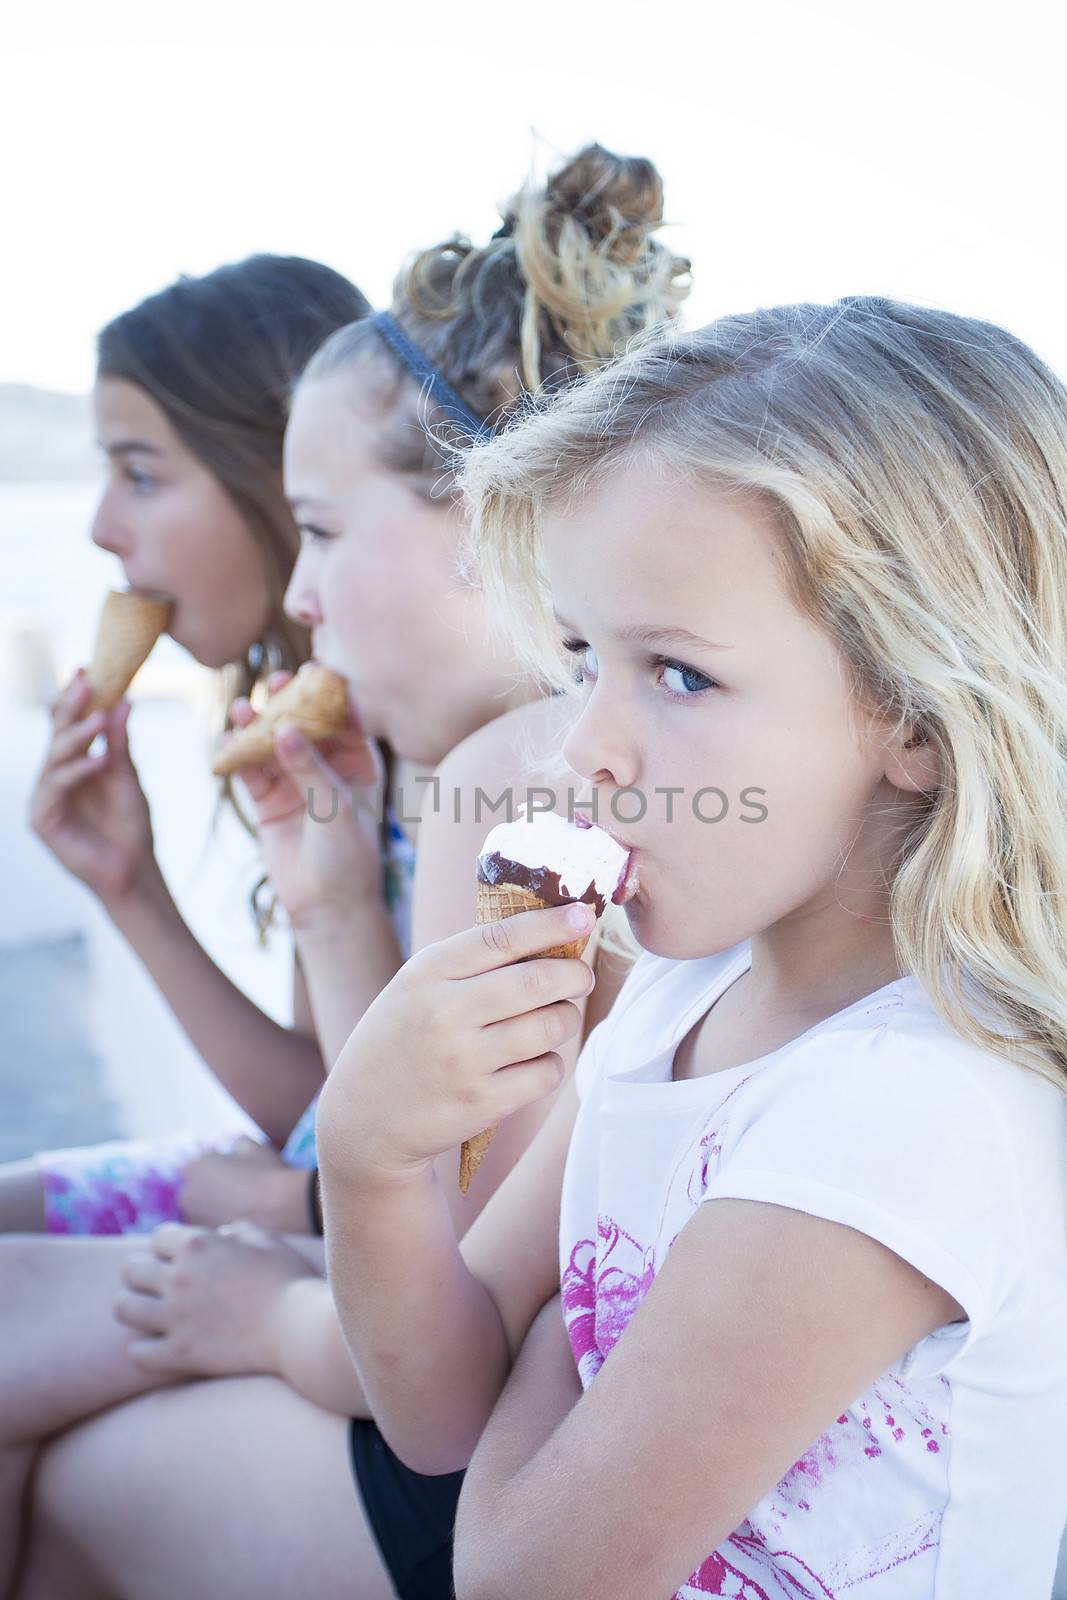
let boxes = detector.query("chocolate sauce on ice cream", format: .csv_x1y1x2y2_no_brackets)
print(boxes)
475,805,631,915
476,852,610,916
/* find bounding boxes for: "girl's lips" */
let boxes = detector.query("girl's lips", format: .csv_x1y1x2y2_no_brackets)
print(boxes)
612,849,640,905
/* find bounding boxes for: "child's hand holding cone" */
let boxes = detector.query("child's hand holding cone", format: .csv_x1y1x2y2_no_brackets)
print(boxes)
212,664,351,777
458,807,632,1192
216,668,387,926
315,901,597,1194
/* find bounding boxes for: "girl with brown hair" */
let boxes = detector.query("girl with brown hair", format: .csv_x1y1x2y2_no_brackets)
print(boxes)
9,256,374,1241
11,255,374,1241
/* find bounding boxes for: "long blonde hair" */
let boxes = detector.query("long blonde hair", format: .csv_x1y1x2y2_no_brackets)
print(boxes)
463,296,1067,1093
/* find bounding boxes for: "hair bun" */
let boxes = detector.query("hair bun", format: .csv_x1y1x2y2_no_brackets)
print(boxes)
539,143,665,262
501,141,690,383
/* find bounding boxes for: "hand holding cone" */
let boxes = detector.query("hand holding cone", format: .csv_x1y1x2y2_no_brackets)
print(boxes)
86,591,172,713
458,807,631,1195
212,665,350,777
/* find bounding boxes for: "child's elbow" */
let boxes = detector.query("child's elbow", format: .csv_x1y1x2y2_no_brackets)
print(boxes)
390,1430,472,1479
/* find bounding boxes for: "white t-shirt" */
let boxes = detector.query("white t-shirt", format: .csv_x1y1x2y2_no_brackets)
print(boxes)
559,942,1067,1599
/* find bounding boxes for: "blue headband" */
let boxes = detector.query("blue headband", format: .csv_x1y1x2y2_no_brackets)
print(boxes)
370,311,494,443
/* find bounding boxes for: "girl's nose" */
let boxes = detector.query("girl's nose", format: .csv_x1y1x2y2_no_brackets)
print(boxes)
89,490,132,558
562,688,639,794
283,548,323,628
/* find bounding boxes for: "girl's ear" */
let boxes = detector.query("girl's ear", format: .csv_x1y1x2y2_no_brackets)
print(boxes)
883,723,942,796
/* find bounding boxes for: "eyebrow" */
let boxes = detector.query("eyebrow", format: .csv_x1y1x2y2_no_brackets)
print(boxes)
287,495,335,514
98,439,164,458
553,614,732,652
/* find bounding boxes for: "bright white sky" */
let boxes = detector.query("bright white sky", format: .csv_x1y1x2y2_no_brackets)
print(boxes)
5,0,1066,395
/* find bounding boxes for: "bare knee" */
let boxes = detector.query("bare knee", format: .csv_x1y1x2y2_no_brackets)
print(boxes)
33,1426,103,1545
19,1432,115,1600
29,1422,121,1587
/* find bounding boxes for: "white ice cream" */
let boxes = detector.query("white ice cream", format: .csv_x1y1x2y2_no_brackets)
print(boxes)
478,804,630,905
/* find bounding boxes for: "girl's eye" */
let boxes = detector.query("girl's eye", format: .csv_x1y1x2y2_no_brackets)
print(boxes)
561,638,598,685
299,523,335,544
125,467,156,493
659,657,715,698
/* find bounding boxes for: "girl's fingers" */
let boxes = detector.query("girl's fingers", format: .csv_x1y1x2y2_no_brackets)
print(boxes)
230,761,280,805
104,698,134,765
467,953,595,1025
272,722,350,815
480,1051,568,1121
50,670,92,732
150,1222,204,1261
217,1218,273,1247
42,750,109,797
113,1288,170,1337
431,903,597,981
120,1252,167,1297
45,709,108,769
229,697,256,728
479,999,585,1067
322,731,385,792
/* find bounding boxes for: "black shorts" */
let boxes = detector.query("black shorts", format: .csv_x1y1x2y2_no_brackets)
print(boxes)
350,1419,465,1600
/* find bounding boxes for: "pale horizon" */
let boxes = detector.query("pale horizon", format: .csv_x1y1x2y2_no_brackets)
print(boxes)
5,0,1067,395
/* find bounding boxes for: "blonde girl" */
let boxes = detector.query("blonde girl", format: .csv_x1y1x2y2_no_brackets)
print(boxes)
312,297,1067,1598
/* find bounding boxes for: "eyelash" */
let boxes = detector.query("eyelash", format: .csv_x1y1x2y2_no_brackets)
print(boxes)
124,467,155,493
560,637,718,702
299,523,335,544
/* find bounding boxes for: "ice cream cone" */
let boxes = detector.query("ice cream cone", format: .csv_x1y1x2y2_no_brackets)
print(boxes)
458,879,594,1195
86,591,171,713
212,664,350,777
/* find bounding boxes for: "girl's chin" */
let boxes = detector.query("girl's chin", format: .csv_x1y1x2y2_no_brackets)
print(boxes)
622,895,721,961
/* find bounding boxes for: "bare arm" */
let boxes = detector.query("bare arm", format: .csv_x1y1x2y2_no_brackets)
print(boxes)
106,865,325,1146
292,901,405,1072
321,1065,580,1474
453,1202,966,1600
29,674,324,1147
267,1274,371,1418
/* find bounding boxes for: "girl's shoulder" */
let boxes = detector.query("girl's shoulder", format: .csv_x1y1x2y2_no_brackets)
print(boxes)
435,693,577,796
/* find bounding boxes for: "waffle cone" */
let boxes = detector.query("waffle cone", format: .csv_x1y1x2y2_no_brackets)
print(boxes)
459,878,593,1194
212,665,350,777
86,591,171,713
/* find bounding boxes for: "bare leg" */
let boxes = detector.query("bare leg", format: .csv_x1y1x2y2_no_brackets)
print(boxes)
17,1378,396,1600
0,1167,45,1235
0,1446,37,1600
0,1237,175,1449
0,1235,176,1581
